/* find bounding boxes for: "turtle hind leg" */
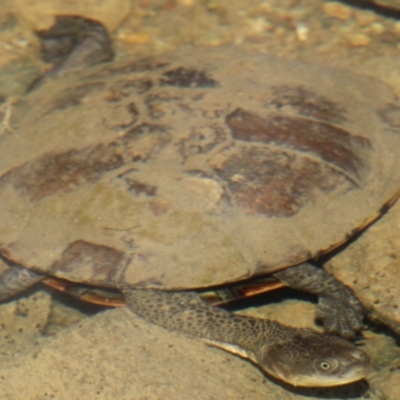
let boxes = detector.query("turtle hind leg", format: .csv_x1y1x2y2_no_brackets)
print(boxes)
0,265,43,301
273,262,365,338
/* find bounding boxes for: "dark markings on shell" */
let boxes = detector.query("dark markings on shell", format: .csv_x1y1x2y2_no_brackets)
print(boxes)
211,146,348,217
124,179,157,197
105,79,153,102
1,143,124,202
0,123,169,201
378,104,400,129
225,108,371,181
50,82,105,112
269,86,348,124
159,67,218,88
49,240,124,286
0,57,375,221
177,124,227,158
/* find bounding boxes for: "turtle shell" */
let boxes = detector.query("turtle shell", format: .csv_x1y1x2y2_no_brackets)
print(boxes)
0,46,399,290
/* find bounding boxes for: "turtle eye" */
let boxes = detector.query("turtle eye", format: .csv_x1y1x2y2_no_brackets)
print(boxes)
319,360,331,370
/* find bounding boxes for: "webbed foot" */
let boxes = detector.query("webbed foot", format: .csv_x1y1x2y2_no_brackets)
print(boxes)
274,262,365,338
0,264,43,301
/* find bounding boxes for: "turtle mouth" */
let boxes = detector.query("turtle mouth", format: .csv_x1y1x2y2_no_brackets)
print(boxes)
284,360,371,388
290,368,369,387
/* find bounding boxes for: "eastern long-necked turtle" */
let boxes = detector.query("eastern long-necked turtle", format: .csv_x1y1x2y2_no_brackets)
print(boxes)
1,17,400,388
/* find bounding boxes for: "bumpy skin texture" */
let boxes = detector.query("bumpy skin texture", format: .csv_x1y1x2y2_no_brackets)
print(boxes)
124,289,370,387
274,263,365,338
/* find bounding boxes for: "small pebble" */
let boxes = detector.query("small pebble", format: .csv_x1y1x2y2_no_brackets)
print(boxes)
347,33,371,47
296,23,309,42
370,22,385,34
178,0,195,5
355,10,377,26
118,32,150,45
322,2,352,20
246,17,273,35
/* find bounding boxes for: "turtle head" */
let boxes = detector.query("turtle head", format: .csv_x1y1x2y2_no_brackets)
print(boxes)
256,327,370,387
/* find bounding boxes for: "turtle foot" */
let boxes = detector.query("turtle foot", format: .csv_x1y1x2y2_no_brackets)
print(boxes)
273,263,366,338
0,264,43,301
316,295,365,339
30,16,113,89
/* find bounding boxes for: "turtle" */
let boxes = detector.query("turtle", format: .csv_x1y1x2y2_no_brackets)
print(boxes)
1,16,400,389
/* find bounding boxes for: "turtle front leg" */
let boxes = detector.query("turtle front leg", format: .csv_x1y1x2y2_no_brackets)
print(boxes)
30,16,113,89
273,263,365,338
0,265,43,301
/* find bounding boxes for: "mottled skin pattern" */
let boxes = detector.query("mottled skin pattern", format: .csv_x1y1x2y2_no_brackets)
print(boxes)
124,289,370,387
